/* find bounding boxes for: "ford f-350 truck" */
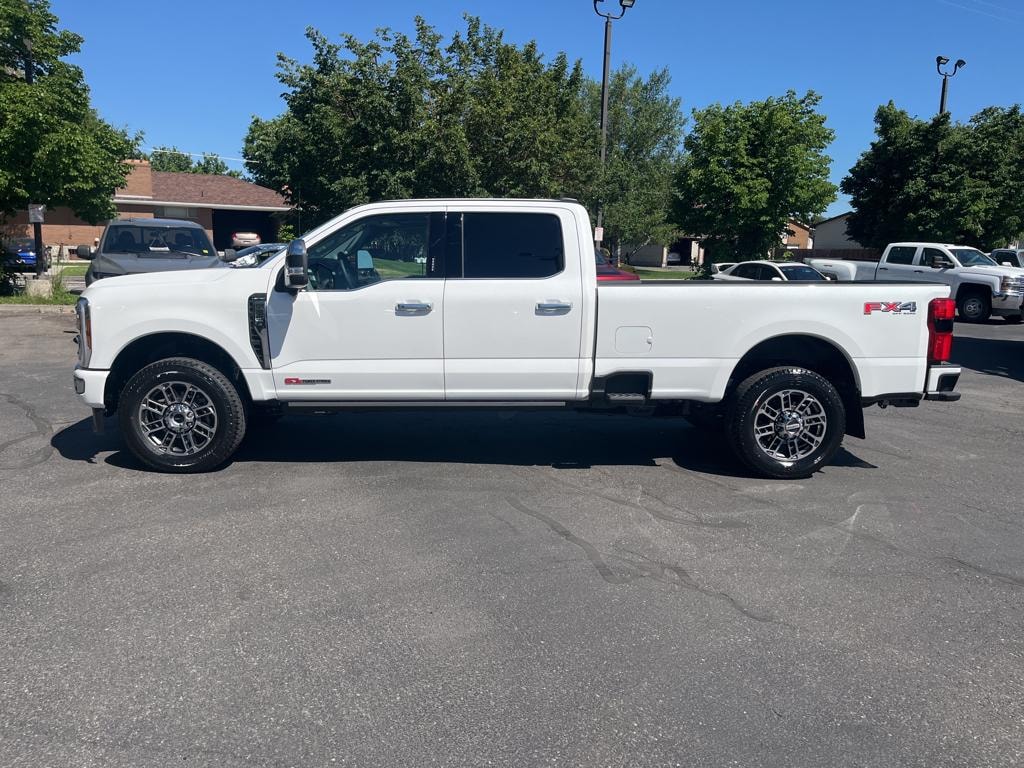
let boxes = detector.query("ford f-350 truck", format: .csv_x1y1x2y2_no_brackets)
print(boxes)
808,242,1024,323
73,199,962,478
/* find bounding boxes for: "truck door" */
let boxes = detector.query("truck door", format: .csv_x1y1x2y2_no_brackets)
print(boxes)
442,208,584,399
876,245,919,280
266,210,446,400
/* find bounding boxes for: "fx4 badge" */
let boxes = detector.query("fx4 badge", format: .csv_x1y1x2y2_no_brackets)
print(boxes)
864,301,918,315
283,377,331,385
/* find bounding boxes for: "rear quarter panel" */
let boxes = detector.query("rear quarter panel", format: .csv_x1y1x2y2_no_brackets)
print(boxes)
595,281,951,401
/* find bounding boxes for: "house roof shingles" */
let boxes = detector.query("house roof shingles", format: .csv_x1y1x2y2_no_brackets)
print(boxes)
148,171,289,211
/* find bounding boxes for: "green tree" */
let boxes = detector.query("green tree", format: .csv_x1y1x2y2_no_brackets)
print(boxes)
149,145,242,177
244,16,598,228
843,103,1024,250
0,0,137,223
672,90,836,268
586,65,684,252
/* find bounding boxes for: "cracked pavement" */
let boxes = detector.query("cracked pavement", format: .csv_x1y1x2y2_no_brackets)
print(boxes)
0,311,1022,767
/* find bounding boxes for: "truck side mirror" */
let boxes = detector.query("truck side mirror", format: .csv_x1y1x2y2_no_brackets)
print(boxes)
76,244,94,260
222,248,237,262
932,257,953,269
284,239,308,291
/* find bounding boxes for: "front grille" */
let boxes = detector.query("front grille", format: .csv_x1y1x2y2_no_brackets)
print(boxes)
247,293,269,369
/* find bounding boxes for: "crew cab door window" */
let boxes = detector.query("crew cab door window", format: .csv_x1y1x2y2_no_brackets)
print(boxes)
304,212,444,291
921,247,949,268
460,212,564,278
885,246,917,265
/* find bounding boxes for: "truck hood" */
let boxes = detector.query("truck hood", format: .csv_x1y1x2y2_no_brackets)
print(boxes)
83,263,238,297
961,264,1024,280
92,251,224,277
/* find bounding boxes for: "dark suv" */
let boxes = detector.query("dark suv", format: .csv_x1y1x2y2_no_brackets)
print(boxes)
78,218,223,286
991,249,1024,269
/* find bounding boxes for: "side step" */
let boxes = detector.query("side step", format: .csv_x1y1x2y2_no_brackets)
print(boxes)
605,393,647,405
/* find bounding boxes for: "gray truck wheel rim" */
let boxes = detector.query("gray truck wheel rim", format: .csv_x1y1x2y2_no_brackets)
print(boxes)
753,389,827,462
962,297,983,318
138,381,218,456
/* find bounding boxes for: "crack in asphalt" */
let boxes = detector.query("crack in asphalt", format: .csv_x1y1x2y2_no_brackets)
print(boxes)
0,393,54,469
942,556,1024,588
506,496,787,626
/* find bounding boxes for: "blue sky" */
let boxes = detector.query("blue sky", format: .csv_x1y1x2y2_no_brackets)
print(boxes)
56,0,1023,216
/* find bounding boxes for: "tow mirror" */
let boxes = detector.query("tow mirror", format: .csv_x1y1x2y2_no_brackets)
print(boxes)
76,244,94,260
932,256,953,269
771,276,783,282
1001,261,1012,267
284,239,308,291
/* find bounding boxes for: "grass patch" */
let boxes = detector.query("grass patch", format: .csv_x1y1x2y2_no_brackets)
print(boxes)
372,258,428,279
56,263,89,276
632,268,697,281
0,271,78,305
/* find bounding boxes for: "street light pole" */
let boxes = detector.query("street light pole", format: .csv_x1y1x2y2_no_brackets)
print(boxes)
935,56,966,116
24,37,45,279
593,0,635,246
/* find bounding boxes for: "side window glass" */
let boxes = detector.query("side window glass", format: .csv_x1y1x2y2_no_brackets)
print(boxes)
304,213,438,291
461,212,564,279
886,246,916,265
921,247,947,267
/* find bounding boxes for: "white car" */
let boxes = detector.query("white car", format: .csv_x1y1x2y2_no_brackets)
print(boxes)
72,199,961,479
809,242,1024,323
710,262,736,275
714,260,827,282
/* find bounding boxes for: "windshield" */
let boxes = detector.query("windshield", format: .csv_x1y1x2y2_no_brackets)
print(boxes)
103,225,215,258
951,248,997,267
779,264,825,281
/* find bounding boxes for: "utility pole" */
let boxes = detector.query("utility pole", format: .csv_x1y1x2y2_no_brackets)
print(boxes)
936,56,966,116
24,37,45,278
593,0,636,250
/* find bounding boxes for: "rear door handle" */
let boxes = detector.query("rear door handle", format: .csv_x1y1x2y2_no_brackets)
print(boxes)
913,270,924,273
878,267,888,271
395,301,432,315
536,301,573,314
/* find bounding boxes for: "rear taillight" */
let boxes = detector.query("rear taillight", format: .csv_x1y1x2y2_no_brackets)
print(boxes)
928,297,955,363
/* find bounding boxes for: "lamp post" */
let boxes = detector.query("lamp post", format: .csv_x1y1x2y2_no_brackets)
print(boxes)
24,37,45,278
936,55,966,116
593,0,635,246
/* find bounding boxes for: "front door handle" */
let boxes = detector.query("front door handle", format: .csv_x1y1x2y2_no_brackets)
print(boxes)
878,267,888,271
396,301,432,315
913,269,924,273
536,301,573,314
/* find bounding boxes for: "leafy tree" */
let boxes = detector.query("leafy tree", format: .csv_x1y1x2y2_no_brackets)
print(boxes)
244,16,598,228
843,103,1024,250
672,90,836,268
586,65,684,251
149,145,242,177
0,0,137,223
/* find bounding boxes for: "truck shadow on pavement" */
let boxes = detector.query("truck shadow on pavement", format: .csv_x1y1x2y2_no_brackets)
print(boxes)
950,333,1024,384
50,410,875,478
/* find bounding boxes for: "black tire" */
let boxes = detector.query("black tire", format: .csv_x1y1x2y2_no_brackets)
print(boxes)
1003,314,1022,324
118,357,247,473
725,367,846,480
957,290,991,323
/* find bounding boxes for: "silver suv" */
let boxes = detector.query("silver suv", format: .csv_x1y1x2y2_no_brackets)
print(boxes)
78,218,223,286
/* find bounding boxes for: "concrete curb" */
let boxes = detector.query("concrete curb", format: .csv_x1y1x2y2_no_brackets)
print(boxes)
0,304,77,315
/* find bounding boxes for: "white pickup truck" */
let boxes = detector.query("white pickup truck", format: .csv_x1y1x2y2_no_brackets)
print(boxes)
808,242,1024,323
72,199,962,479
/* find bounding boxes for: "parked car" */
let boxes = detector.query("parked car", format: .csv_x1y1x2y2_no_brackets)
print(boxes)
227,243,286,268
808,242,1024,323
2,236,50,273
990,249,1024,269
73,199,961,479
710,262,736,275
231,231,261,249
77,218,224,286
595,249,640,281
714,260,827,282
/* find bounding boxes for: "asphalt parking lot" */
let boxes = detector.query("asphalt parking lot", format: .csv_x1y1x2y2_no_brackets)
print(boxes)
1,310,1022,767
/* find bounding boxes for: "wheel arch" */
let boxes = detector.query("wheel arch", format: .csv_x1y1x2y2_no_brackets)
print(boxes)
955,281,993,301
727,334,864,439
104,332,252,414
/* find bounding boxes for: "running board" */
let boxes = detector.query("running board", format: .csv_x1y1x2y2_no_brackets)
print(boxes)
284,400,568,413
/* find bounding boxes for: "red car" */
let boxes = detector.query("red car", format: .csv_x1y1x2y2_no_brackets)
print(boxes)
595,249,640,281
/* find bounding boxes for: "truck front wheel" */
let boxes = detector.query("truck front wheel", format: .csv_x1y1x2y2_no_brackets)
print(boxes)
118,357,247,473
726,367,846,480
957,290,991,323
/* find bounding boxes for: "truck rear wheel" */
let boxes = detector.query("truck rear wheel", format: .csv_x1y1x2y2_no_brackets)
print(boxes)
118,357,247,473
726,367,845,480
957,290,991,323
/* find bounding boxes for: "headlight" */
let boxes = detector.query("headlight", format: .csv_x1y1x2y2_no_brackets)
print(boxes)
76,297,92,367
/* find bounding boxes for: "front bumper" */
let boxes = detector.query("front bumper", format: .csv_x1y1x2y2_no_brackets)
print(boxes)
73,366,109,409
992,293,1024,316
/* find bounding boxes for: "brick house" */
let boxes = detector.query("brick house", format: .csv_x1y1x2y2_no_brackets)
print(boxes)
3,160,290,255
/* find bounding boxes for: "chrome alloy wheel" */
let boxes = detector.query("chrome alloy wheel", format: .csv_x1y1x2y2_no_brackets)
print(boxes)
961,296,985,319
752,389,827,462
137,381,218,456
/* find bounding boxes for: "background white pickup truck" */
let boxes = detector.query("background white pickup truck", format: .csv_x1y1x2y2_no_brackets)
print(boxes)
73,200,962,478
809,242,1024,323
